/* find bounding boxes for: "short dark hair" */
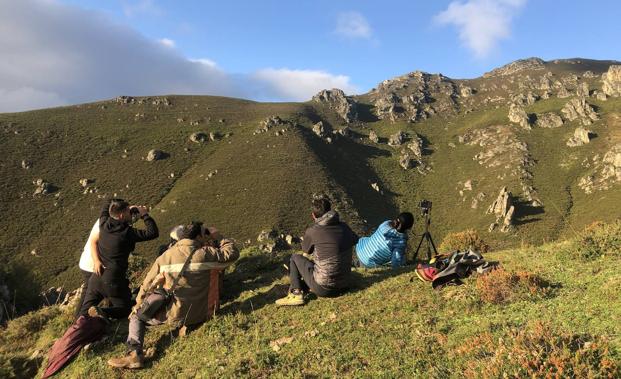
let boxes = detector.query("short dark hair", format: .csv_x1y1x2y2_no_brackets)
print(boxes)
182,221,205,240
311,196,331,218
397,212,414,231
109,199,129,219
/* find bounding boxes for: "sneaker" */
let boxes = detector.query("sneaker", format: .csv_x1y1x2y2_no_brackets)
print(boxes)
275,292,305,306
107,350,144,369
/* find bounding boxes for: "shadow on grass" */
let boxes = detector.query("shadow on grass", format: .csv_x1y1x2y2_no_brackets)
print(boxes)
513,198,545,226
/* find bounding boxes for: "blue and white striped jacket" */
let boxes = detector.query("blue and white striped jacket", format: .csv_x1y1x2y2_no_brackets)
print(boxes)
355,220,408,268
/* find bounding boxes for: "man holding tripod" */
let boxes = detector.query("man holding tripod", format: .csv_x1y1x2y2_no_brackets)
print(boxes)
79,199,159,320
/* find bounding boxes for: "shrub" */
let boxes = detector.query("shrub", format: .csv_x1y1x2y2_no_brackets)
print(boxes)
576,220,621,261
476,268,550,304
456,322,620,378
439,229,490,254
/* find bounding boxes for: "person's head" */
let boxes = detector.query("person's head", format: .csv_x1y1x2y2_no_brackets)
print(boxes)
109,199,131,221
311,195,331,219
394,212,414,233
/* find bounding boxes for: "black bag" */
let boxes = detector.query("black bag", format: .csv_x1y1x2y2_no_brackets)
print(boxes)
135,246,198,322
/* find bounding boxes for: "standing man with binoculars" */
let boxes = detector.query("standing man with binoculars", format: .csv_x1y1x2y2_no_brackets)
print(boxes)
79,199,159,320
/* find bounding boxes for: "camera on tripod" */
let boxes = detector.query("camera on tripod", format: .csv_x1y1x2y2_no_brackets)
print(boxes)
418,199,432,215
411,199,438,263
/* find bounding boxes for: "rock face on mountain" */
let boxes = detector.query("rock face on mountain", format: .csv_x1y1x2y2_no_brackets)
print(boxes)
312,89,357,123
579,144,621,193
487,187,516,232
535,112,564,128
508,103,531,129
561,97,599,126
368,71,458,122
483,57,545,78
567,127,593,147
602,65,621,97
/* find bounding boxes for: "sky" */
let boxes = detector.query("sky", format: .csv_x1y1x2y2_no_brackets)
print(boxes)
1,0,620,112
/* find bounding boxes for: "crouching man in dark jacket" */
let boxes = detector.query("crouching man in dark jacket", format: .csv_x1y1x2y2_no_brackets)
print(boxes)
276,195,358,306
79,199,159,320
107,222,239,369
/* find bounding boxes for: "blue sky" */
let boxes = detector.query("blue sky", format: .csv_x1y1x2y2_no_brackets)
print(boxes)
1,0,620,111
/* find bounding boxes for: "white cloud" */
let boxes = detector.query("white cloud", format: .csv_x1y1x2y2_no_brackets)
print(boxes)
435,0,527,58
0,0,357,112
335,11,373,40
158,38,175,48
252,69,358,101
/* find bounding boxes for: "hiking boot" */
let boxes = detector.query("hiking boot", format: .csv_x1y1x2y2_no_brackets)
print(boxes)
275,292,305,306
107,350,144,369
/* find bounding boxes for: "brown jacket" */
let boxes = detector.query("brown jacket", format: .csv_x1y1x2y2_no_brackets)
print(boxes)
134,238,239,326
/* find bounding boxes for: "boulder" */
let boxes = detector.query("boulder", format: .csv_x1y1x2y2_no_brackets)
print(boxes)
21,160,31,169
535,112,564,128
312,89,357,123
146,149,165,161
388,131,406,146
561,97,599,126
312,121,331,139
566,127,593,147
256,115,288,134
508,103,531,129
602,65,621,97
368,130,379,143
189,132,208,143
79,178,92,188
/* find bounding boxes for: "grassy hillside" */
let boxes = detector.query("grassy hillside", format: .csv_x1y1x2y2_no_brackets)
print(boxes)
1,221,620,378
1,57,620,312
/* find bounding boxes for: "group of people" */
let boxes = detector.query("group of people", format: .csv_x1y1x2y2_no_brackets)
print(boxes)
75,196,414,369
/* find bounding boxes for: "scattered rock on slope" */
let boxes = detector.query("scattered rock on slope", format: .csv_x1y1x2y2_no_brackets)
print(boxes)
33,179,53,196
535,112,564,128
368,130,379,143
146,149,165,161
21,160,31,169
189,132,208,143
399,153,414,170
566,127,593,147
312,89,357,123
312,121,332,142
486,187,516,232
602,65,621,97
561,97,599,126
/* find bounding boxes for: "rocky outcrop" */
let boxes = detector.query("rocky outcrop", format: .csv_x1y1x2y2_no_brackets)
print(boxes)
407,134,424,158
255,115,290,134
483,57,545,78
602,65,621,97
369,71,458,122
508,103,531,129
566,127,593,147
312,89,357,123
368,130,379,143
146,149,165,161
576,82,590,98
312,121,332,141
579,144,621,193
388,131,406,146
535,112,564,128
561,97,599,126
486,187,516,232
399,153,414,170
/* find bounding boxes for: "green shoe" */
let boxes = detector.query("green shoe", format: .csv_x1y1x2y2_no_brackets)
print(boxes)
275,292,305,306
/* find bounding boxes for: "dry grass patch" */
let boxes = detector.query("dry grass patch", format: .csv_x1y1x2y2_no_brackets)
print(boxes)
439,229,490,254
476,268,551,304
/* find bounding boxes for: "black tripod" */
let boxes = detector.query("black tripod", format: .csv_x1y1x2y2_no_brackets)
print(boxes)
412,209,438,263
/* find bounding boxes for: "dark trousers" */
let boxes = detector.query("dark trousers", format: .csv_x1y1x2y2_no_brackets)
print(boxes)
74,269,93,318
79,274,132,319
289,254,337,298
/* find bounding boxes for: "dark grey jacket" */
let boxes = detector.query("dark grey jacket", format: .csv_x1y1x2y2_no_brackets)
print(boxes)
301,211,358,289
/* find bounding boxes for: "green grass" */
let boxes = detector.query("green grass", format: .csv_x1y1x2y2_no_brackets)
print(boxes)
1,222,620,378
